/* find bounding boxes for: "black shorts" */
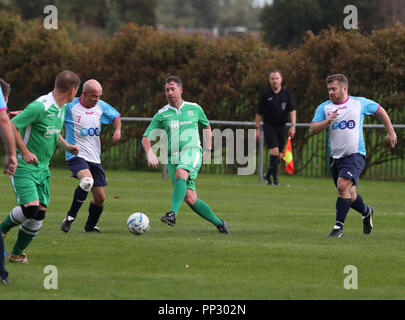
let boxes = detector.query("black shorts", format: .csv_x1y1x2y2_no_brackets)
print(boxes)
66,157,107,187
330,153,366,187
263,123,288,151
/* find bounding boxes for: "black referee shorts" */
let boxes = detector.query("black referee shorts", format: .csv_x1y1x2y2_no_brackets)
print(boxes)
263,123,288,151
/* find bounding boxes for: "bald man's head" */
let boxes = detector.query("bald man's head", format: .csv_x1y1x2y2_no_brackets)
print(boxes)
81,79,103,108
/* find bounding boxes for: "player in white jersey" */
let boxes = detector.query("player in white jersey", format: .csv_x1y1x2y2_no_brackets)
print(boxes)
310,74,397,238
60,80,121,233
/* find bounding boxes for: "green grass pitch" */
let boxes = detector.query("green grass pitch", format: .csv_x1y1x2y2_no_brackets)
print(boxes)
0,168,404,299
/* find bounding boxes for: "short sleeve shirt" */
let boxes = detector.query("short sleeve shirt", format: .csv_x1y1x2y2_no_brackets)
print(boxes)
64,98,120,164
143,101,209,156
12,92,66,170
312,96,380,159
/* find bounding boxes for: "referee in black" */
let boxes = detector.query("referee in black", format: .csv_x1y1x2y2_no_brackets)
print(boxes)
256,70,296,186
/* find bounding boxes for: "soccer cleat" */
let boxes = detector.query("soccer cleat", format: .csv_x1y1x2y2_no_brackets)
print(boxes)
60,216,75,233
9,252,28,263
272,178,280,186
0,272,10,285
217,219,229,234
84,226,101,233
362,206,374,235
161,211,176,226
264,174,272,185
328,225,343,238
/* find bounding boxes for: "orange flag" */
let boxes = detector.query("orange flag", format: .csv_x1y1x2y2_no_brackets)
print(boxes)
282,137,294,175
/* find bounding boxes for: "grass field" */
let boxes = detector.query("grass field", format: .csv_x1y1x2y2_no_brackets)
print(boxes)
0,168,404,300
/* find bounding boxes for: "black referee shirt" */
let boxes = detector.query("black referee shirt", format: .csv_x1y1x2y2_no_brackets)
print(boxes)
257,87,295,126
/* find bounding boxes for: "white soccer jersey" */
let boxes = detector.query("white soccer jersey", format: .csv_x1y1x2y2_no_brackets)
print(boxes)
64,98,120,163
312,96,380,159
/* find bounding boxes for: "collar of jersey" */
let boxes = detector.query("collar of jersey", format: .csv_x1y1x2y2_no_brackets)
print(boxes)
167,100,185,114
48,91,61,109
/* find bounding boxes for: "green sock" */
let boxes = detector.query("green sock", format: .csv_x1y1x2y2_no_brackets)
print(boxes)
190,199,222,226
12,220,42,255
170,178,187,217
1,212,21,234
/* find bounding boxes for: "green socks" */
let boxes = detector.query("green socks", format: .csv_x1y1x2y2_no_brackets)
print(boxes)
12,219,43,255
170,179,222,227
170,178,188,216
190,199,222,226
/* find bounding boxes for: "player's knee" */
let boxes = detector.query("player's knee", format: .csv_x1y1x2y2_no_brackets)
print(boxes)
34,210,46,221
184,191,197,206
21,205,40,219
79,177,94,192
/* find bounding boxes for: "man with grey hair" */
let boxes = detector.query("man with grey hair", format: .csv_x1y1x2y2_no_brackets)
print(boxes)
60,79,121,233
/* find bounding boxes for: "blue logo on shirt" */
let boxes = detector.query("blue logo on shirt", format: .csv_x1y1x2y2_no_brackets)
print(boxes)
332,120,356,130
80,127,100,136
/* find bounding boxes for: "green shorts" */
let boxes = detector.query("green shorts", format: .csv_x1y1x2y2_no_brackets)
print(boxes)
10,168,51,206
168,148,202,191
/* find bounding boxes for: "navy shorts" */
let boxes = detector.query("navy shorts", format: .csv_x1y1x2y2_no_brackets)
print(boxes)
263,123,288,151
330,153,366,187
66,157,107,187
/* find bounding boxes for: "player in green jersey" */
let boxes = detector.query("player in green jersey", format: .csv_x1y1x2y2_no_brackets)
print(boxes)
0,71,81,263
142,76,229,233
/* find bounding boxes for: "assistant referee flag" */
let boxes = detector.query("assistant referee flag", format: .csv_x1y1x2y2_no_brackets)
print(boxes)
282,137,294,175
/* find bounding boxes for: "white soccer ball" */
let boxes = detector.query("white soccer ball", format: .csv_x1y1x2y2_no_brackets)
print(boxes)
127,212,150,235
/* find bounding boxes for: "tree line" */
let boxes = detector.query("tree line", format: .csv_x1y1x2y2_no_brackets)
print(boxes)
0,10,403,174
0,0,404,47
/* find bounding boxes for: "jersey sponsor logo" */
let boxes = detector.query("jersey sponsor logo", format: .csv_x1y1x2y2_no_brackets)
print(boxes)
180,121,192,126
44,126,61,138
331,120,356,130
169,121,179,129
281,102,287,110
80,127,100,137
86,112,94,115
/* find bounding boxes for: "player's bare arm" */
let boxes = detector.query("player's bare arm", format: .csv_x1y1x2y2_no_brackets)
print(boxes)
310,109,339,136
375,106,397,148
58,134,80,155
288,110,296,138
112,117,121,142
142,136,159,168
202,124,212,163
0,109,17,175
255,114,262,140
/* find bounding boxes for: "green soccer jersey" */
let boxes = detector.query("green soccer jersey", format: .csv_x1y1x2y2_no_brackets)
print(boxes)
12,91,66,171
143,101,209,156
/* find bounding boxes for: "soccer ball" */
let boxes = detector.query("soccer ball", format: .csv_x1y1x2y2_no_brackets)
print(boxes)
127,212,150,235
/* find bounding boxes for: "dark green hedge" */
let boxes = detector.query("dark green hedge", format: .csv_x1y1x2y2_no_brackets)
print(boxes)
0,11,403,174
